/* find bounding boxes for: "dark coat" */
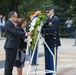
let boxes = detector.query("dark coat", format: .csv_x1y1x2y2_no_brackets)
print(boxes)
4,20,26,49
41,15,61,48
17,27,27,50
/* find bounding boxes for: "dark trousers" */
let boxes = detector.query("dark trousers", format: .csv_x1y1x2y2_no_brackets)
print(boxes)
28,46,38,64
67,27,72,34
4,48,17,75
44,46,58,75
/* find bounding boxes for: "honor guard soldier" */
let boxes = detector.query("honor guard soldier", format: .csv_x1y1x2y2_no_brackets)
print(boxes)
41,4,61,75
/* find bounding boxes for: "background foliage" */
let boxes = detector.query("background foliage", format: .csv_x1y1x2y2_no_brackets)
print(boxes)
0,0,76,36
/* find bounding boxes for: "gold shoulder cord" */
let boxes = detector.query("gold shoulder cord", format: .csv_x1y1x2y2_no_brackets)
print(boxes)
53,16,58,71
54,46,56,70
52,16,57,22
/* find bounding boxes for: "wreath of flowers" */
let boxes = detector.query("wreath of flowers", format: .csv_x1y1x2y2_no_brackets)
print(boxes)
28,10,45,50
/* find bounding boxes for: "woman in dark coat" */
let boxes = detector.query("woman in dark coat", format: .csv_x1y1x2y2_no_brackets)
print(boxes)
14,18,27,75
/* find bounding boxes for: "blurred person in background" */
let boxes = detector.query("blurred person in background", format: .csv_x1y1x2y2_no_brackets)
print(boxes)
65,17,73,37
2,16,6,37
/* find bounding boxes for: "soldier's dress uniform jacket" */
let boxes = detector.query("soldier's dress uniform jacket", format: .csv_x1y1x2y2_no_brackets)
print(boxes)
41,15,61,75
42,15,61,47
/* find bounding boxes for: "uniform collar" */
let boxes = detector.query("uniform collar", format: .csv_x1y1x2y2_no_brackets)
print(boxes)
50,14,54,19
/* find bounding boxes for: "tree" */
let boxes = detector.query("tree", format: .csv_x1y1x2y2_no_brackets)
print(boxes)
0,0,20,18
0,0,76,36
53,0,76,34
18,0,53,21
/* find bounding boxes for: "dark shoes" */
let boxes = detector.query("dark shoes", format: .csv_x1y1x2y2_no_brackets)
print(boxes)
31,63,39,66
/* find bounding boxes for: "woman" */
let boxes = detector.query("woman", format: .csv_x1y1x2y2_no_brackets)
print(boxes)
14,18,27,75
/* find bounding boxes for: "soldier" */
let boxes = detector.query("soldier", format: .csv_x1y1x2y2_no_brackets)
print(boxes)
41,4,61,75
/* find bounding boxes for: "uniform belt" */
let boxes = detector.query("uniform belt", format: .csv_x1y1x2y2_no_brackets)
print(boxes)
45,33,53,35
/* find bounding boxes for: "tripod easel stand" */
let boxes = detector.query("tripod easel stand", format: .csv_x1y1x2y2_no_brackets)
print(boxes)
27,22,56,75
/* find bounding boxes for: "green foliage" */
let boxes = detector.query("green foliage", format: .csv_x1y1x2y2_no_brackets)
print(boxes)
53,0,76,34
0,0,20,18
29,12,45,50
0,0,76,35
18,0,52,21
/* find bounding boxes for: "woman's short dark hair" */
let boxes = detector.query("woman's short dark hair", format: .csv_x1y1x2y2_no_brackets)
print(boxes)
17,18,26,27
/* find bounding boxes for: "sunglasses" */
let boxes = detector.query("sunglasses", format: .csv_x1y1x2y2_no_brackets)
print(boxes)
46,10,50,13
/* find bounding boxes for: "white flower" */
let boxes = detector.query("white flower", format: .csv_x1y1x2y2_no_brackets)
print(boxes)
28,11,44,50
29,38,32,42
29,26,34,31
32,18,37,23
28,36,32,47
31,22,35,26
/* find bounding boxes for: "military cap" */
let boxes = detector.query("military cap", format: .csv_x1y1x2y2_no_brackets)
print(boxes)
44,4,54,13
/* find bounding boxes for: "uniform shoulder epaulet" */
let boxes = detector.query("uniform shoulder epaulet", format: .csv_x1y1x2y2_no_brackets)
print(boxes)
54,16,59,20
54,16,57,18
44,18,49,22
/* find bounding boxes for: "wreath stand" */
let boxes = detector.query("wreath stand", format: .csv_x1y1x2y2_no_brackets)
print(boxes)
27,23,56,75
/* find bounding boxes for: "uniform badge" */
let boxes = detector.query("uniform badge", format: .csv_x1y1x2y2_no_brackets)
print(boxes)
48,22,52,26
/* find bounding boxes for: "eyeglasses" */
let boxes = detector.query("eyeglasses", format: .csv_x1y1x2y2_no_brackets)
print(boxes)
46,10,50,13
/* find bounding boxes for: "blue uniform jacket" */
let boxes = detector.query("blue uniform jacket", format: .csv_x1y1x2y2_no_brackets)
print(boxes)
41,15,61,48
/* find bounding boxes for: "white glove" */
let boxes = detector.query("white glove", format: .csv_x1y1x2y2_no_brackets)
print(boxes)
24,39,28,43
37,26,42,32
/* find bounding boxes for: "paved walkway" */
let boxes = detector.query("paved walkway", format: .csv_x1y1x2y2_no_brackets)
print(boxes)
0,38,76,75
